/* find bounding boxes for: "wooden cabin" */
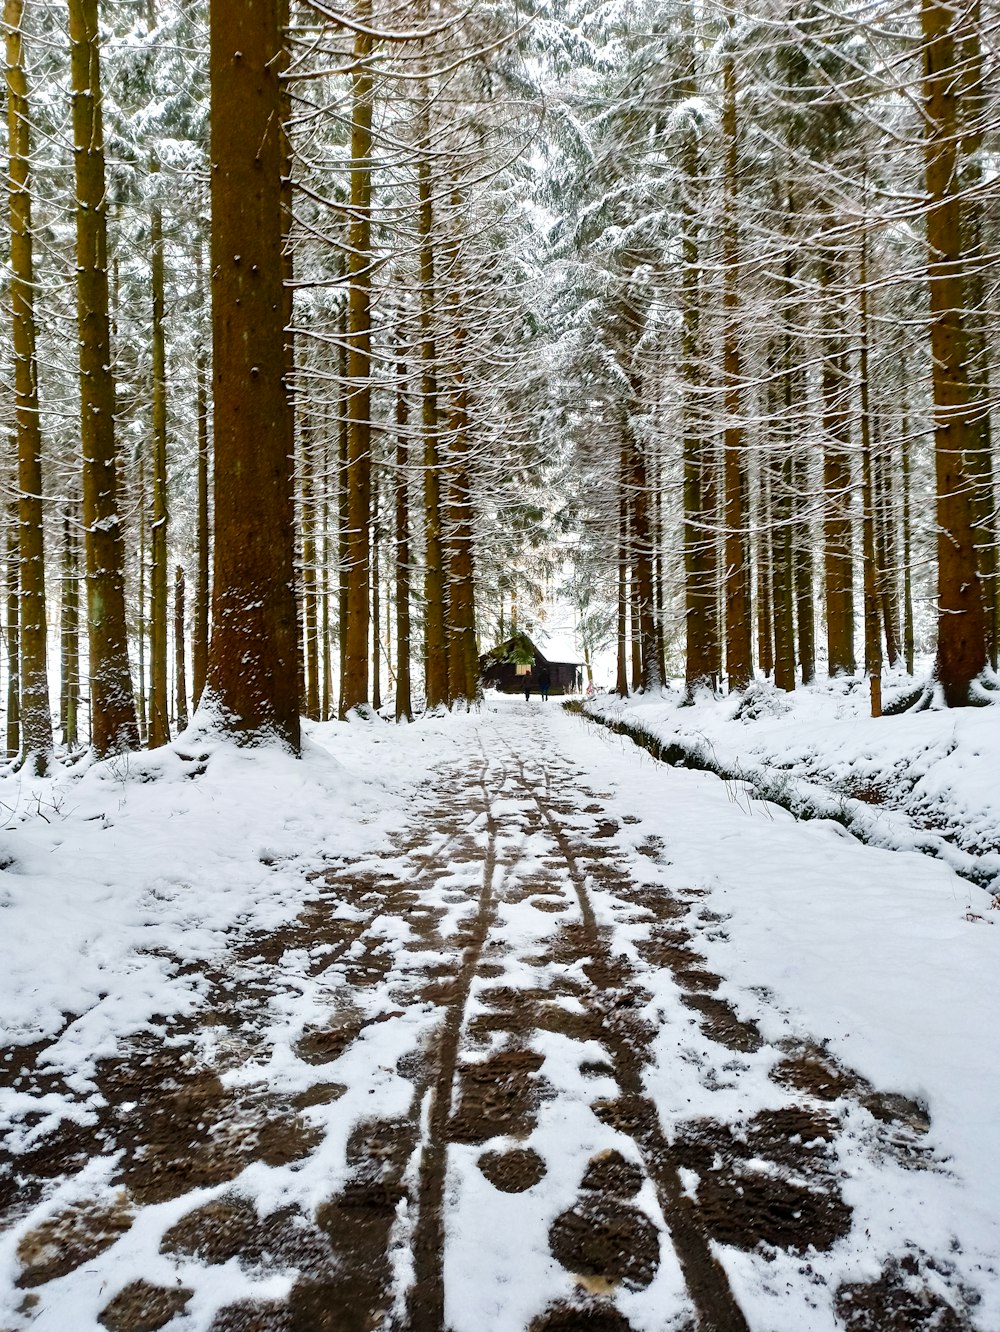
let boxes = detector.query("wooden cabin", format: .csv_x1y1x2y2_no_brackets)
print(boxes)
479,634,582,696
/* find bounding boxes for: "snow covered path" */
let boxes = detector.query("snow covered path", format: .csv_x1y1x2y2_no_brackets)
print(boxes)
2,699,998,1331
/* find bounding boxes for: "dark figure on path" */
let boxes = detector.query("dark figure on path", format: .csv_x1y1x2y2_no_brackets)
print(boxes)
523,675,531,702
539,666,552,701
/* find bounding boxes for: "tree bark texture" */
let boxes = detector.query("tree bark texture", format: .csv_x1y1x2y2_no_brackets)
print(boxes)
721,49,752,692
395,354,413,722
5,0,50,770
148,193,170,748
922,0,987,703
69,0,139,756
341,21,373,715
206,0,300,749
61,510,81,748
175,565,189,730
193,349,210,706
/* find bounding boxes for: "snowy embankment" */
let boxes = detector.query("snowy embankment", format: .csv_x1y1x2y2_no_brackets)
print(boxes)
581,675,1000,897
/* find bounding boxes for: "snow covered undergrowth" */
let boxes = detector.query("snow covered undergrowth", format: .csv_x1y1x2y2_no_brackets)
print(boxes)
0,696,998,1329
582,674,1000,893
0,712,470,1074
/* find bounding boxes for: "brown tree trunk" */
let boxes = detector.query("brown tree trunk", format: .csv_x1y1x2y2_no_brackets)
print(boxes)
61,510,81,748
205,0,299,749
616,461,629,698
859,231,882,715
721,49,752,692
958,0,997,671
625,411,660,691
193,347,210,707
69,0,139,756
445,394,478,708
337,339,349,718
321,430,333,720
629,559,642,693
341,20,373,715
418,131,448,709
5,0,50,771
756,469,774,681
372,474,382,712
922,0,987,703
820,259,856,677
395,352,413,723
771,344,795,692
148,192,170,749
793,447,816,684
175,565,188,731
873,437,901,668
680,132,716,696
301,427,320,720
6,519,20,756
901,384,916,675
136,456,148,744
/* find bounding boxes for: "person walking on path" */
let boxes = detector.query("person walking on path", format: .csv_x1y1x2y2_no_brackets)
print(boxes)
539,665,552,701
523,674,531,702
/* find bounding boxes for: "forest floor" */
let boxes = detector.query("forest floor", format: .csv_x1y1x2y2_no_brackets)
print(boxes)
1,697,999,1331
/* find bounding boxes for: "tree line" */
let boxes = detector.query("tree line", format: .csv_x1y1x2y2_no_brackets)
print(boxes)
1,0,997,770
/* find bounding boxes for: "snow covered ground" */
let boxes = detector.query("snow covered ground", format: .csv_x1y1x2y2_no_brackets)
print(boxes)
0,696,997,1330
583,673,1000,894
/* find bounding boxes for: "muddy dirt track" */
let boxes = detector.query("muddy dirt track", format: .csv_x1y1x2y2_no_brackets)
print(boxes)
0,703,984,1331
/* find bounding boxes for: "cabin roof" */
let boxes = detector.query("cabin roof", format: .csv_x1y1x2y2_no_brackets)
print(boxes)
479,634,582,669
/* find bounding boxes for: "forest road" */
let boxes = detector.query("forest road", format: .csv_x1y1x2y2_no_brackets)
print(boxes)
0,699,982,1332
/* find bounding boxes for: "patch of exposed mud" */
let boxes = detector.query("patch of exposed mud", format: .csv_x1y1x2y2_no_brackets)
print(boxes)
835,1254,976,1330
477,1147,547,1192
16,1194,133,1286
674,1108,850,1252
449,1048,546,1143
98,1279,192,1331
680,993,764,1053
530,1304,638,1331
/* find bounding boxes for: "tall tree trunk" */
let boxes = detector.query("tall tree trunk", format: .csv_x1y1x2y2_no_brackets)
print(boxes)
820,258,856,677
69,0,139,756
192,348,210,706
901,383,916,675
721,47,752,692
337,339,349,717
958,0,997,671
680,131,716,696
321,429,333,720
6,519,20,756
793,446,816,684
859,229,882,715
922,0,987,702
148,191,170,748
341,20,373,715
629,558,642,693
61,510,81,748
395,351,413,723
301,427,320,720
625,407,659,691
136,456,148,743
371,473,382,712
205,0,299,748
5,0,50,771
873,435,901,668
175,565,188,731
616,456,629,698
771,345,795,692
756,464,774,680
418,127,448,709
445,397,477,707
